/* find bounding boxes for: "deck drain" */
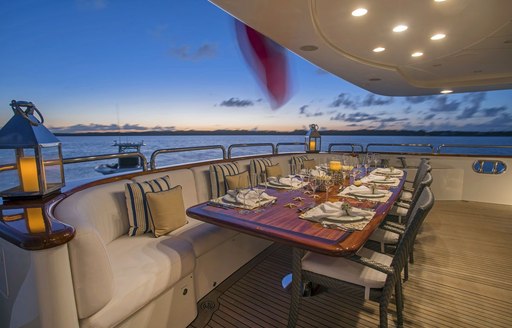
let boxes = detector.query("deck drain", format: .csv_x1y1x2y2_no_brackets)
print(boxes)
200,300,217,311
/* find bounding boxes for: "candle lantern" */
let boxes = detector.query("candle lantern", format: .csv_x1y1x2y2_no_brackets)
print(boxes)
305,123,321,153
0,100,65,200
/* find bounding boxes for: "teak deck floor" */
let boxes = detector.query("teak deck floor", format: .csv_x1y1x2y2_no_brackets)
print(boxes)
189,201,512,327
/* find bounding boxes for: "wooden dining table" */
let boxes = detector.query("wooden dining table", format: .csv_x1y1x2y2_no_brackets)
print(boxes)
186,172,406,327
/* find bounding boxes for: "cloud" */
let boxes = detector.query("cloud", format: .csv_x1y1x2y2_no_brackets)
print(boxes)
307,112,324,117
219,97,254,107
299,105,308,114
424,113,436,120
169,43,217,60
456,92,486,119
331,112,378,122
482,106,507,117
49,123,176,133
405,96,435,104
361,94,394,106
329,93,393,110
429,97,461,112
329,93,357,109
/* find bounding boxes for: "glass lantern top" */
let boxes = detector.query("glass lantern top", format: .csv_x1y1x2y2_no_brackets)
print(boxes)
0,100,60,149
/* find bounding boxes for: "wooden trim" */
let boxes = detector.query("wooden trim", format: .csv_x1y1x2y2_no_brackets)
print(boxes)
0,194,75,250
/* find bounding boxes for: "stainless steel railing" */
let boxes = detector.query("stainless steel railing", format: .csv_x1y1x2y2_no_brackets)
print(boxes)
64,152,148,171
227,143,276,158
328,143,364,153
150,145,226,169
276,142,305,153
437,144,512,153
366,143,434,153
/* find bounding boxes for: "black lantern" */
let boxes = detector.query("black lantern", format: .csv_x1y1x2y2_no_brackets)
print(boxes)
305,124,321,153
0,100,65,200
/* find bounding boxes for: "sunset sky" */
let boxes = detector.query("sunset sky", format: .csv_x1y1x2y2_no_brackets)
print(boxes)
1,0,511,133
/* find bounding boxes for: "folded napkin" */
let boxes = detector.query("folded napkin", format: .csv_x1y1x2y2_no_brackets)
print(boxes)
361,174,400,186
267,176,308,189
300,201,374,222
222,189,276,209
309,169,328,177
338,185,392,202
373,168,404,177
300,202,376,231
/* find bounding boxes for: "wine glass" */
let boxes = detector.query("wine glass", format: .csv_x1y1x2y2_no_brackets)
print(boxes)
324,176,333,201
255,171,268,207
308,174,318,196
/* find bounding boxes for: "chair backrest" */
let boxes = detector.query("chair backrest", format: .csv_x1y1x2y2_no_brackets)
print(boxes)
405,172,433,220
391,187,434,272
412,159,431,189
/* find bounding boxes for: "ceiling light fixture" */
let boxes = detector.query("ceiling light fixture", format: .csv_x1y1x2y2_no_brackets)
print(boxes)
393,25,408,32
431,33,446,40
440,89,453,94
434,0,446,2
351,8,368,17
300,45,318,51
411,52,424,57
373,47,385,53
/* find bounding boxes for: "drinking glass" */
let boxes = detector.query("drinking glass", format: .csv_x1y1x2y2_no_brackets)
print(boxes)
324,176,333,201
255,171,268,207
309,175,319,196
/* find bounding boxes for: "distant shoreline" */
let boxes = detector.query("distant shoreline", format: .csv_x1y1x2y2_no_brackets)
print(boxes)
53,129,512,137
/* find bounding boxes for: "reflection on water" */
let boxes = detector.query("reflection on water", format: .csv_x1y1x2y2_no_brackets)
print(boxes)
0,134,510,187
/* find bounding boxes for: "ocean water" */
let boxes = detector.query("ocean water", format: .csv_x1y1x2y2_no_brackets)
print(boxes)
0,134,510,186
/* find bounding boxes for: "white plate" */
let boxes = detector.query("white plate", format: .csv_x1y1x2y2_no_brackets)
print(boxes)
371,179,396,184
322,215,366,223
349,191,386,198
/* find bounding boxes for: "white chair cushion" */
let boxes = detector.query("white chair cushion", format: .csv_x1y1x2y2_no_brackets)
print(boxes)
368,227,400,245
169,218,238,257
400,190,413,201
302,247,392,290
80,235,195,328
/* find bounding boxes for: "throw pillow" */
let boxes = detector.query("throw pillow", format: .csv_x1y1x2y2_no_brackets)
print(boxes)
146,186,187,238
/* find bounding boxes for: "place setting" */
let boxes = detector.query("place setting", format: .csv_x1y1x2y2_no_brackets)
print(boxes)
299,201,376,231
338,183,392,202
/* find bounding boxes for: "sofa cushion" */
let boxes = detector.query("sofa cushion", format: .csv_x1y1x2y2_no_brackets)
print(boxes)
169,218,238,257
81,234,195,328
225,170,250,190
265,163,283,178
147,186,188,237
125,176,172,236
291,155,310,174
209,162,240,198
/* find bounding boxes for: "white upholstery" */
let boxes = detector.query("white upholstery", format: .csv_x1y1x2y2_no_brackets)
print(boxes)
55,180,131,244
401,190,413,201
54,180,131,318
80,235,195,328
190,165,212,203
302,247,392,298
169,218,238,257
368,228,400,252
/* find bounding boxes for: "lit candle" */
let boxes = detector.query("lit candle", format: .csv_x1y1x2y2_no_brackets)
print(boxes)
19,156,39,192
329,161,342,171
25,207,46,233
309,139,316,151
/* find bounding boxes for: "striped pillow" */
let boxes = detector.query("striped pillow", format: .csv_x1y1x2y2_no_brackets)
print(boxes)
291,155,310,174
209,162,240,198
125,175,172,236
249,158,273,185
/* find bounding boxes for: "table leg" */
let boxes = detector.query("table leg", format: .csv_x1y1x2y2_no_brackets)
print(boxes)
287,247,304,328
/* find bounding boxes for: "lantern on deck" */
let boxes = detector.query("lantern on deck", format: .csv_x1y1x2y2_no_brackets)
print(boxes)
0,100,65,200
305,124,321,153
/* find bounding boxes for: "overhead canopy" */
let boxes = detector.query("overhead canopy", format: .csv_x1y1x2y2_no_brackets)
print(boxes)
211,0,512,96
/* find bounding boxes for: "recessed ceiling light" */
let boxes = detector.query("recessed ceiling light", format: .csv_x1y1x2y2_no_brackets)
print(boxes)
300,45,318,51
369,78,382,82
440,89,453,94
373,47,385,53
434,0,446,2
411,52,424,57
431,33,446,40
352,8,368,17
393,25,408,32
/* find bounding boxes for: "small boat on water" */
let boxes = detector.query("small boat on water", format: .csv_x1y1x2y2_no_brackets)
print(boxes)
94,140,145,175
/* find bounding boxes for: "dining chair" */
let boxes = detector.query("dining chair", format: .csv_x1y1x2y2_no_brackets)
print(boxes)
370,172,434,253
293,187,434,328
400,159,431,202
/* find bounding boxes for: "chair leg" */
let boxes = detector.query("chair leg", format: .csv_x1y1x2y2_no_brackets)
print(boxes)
379,303,389,328
381,241,385,253
404,262,409,282
395,281,404,327
409,248,415,264
398,215,403,224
